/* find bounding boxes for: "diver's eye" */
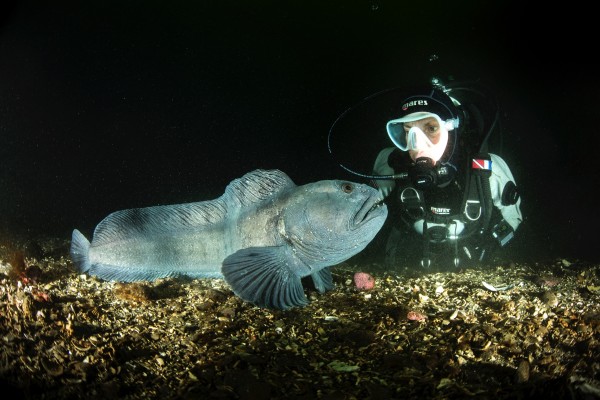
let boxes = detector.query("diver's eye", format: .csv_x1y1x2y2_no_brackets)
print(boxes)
341,183,353,193
427,126,437,133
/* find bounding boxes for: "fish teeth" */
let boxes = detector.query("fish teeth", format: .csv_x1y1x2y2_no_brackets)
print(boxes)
370,198,385,211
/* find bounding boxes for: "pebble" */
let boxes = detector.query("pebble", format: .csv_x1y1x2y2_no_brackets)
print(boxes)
516,360,530,383
542,291,558,307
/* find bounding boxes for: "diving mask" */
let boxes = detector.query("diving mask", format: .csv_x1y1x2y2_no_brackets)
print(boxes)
387,112,454,162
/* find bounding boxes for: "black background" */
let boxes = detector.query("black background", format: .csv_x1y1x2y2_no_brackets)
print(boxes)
1,0,597,261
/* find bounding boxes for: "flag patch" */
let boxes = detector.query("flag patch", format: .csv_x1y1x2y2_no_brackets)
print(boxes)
472,159,492,170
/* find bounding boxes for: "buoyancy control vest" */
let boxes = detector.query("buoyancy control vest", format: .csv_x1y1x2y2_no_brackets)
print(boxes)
385,147,495,267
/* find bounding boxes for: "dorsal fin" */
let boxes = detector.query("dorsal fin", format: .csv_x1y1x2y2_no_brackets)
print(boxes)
93,199,228,245
224,169,295,207
92,169,295,246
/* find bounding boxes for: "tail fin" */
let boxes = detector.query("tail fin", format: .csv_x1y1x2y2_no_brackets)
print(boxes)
70,229,91,273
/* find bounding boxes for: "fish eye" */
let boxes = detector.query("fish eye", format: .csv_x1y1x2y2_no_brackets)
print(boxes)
341,183,353,193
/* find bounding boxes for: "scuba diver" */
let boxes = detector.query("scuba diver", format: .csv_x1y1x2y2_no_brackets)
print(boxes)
328,78,522,268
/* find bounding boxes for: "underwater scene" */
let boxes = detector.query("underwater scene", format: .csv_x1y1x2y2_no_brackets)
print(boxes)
1,1,598,399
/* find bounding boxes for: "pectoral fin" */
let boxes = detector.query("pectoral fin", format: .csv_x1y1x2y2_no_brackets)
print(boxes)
222,246,308,310
311,268,334,293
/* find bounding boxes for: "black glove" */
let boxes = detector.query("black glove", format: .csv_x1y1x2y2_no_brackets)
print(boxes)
491,219,515,247
462,219,515,263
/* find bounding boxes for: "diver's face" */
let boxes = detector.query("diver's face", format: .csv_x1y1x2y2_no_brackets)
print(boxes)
403,117,442,161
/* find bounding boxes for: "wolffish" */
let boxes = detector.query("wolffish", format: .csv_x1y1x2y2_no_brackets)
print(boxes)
70,169,387,310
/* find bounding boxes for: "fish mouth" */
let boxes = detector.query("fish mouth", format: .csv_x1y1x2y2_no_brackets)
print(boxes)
353,191,387,226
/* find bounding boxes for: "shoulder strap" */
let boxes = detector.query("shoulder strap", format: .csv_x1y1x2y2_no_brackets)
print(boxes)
459,153,493,238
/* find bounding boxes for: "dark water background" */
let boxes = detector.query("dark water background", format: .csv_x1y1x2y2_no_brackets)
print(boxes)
0,0,597,262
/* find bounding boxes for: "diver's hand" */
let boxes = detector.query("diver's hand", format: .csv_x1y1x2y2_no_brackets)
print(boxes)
491,219,515,247
375,179,395,198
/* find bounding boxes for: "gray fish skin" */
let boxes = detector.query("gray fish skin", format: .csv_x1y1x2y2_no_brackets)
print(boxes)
70,169,387,309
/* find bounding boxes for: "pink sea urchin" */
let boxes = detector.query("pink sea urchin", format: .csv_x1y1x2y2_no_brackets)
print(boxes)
353,272,375,290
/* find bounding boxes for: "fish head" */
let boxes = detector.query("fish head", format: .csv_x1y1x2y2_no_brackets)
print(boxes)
281,179,388,269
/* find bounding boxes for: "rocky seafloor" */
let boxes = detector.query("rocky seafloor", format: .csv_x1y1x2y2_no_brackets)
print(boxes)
0,236,599,399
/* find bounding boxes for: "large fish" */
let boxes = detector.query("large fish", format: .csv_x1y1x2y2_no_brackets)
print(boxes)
70,169,387,310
